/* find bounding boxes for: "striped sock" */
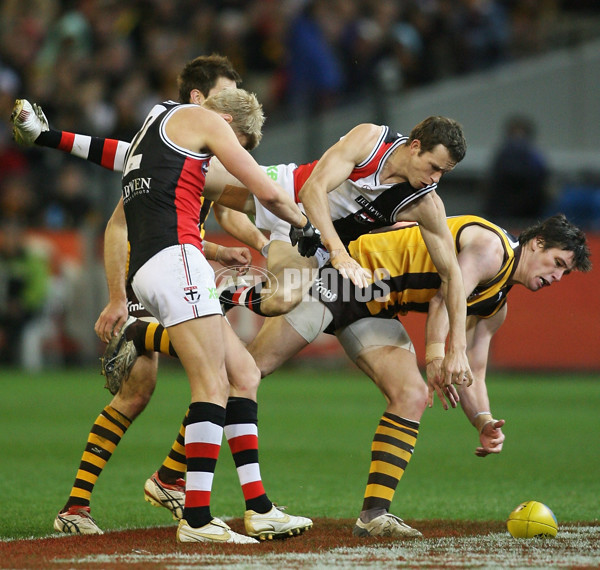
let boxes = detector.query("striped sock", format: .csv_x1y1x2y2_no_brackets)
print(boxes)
224,397,272,513
158,413,187,484
361,412,419,516
36,129,128,171
63,406,132,510
183,402,225,528
127,320,177,358
220,282,267,316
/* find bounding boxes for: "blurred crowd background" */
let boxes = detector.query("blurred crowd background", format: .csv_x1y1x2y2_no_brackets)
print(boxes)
1,0,599,369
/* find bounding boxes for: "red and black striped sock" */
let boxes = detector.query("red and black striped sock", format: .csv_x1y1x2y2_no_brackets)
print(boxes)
182,402,225,528
220,282,267,316
224,397,272,513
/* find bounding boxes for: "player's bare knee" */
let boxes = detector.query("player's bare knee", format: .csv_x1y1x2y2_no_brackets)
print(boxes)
111,385,154,420
228,358,261,395
386,379,428,416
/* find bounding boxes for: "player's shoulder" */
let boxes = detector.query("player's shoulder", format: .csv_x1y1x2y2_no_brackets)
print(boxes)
343,123,384,142
458,218,507,266
168,103,226,134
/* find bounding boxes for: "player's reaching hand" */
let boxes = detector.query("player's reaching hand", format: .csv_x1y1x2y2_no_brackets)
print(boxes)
216,245,252,275
330,248,371,289
441,346,474,387
289,217,323,257
95,299,129,343
426,358,459,409
475,418,505,457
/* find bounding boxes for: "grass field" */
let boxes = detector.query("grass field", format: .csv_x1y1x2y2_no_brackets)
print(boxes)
1,363,599,540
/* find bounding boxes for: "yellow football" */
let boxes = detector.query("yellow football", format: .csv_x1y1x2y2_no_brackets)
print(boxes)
507,500,558,538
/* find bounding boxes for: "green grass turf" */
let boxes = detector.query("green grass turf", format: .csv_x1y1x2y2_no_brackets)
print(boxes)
1,364,598,538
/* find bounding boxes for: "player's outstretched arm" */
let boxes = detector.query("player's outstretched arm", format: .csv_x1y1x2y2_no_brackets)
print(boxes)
405,192,472,387
298,124,378,288
459,310,507,457
425,290,459,410
203,239,252,275
212,202,268,254
95,199,129,343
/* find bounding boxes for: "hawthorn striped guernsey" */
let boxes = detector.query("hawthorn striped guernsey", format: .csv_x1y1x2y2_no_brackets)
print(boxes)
313,215,521,331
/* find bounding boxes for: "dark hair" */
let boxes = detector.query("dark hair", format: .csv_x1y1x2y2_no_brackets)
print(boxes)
177,54,242,103
408,116,467,164
518,214,592,272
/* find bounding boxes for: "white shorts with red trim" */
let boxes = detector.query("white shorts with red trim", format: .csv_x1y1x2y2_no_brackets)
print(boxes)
131,244,222,327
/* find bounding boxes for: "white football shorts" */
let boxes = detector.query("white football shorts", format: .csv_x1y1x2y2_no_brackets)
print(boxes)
131,244,222,328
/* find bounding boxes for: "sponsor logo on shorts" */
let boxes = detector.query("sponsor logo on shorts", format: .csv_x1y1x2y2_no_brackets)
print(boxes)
127,300,146,312
313,277,337,301
311,267,392,304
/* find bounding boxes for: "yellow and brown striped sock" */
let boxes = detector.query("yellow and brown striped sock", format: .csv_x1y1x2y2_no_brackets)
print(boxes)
157,413,187,484
62,406,131,510
361,412,419,516
127,320,177,358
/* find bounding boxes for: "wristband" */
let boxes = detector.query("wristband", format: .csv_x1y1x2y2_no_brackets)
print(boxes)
425,342,445,364
294,216,311,231
473,412,494,434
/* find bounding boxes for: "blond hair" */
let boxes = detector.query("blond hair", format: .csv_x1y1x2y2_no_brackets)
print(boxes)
203,88,264,150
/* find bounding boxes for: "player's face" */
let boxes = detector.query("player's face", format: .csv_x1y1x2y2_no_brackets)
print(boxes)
525,245,574,291
407,142,456,189
207,77,237,98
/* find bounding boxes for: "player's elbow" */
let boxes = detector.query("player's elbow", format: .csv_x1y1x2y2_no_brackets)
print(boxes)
297,184,314,204
257,187,282,209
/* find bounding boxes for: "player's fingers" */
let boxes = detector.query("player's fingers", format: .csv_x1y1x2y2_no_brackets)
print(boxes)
95,317,112,343
347,263,366,288
435,386,449,411
446,385,459,408
111,316,126,339
464,370,474,387
427,385,435,408
348,266,365,288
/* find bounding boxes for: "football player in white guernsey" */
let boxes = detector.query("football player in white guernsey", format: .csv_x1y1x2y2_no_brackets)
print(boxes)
217,117,474,389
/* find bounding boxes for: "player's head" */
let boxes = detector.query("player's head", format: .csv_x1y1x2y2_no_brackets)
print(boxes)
408,116,467,164
403,116,466,188
519,214,591,273
177,54,242,104
203,88,264,151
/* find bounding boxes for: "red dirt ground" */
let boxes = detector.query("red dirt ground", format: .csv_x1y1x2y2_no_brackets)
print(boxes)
2,518,505,569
